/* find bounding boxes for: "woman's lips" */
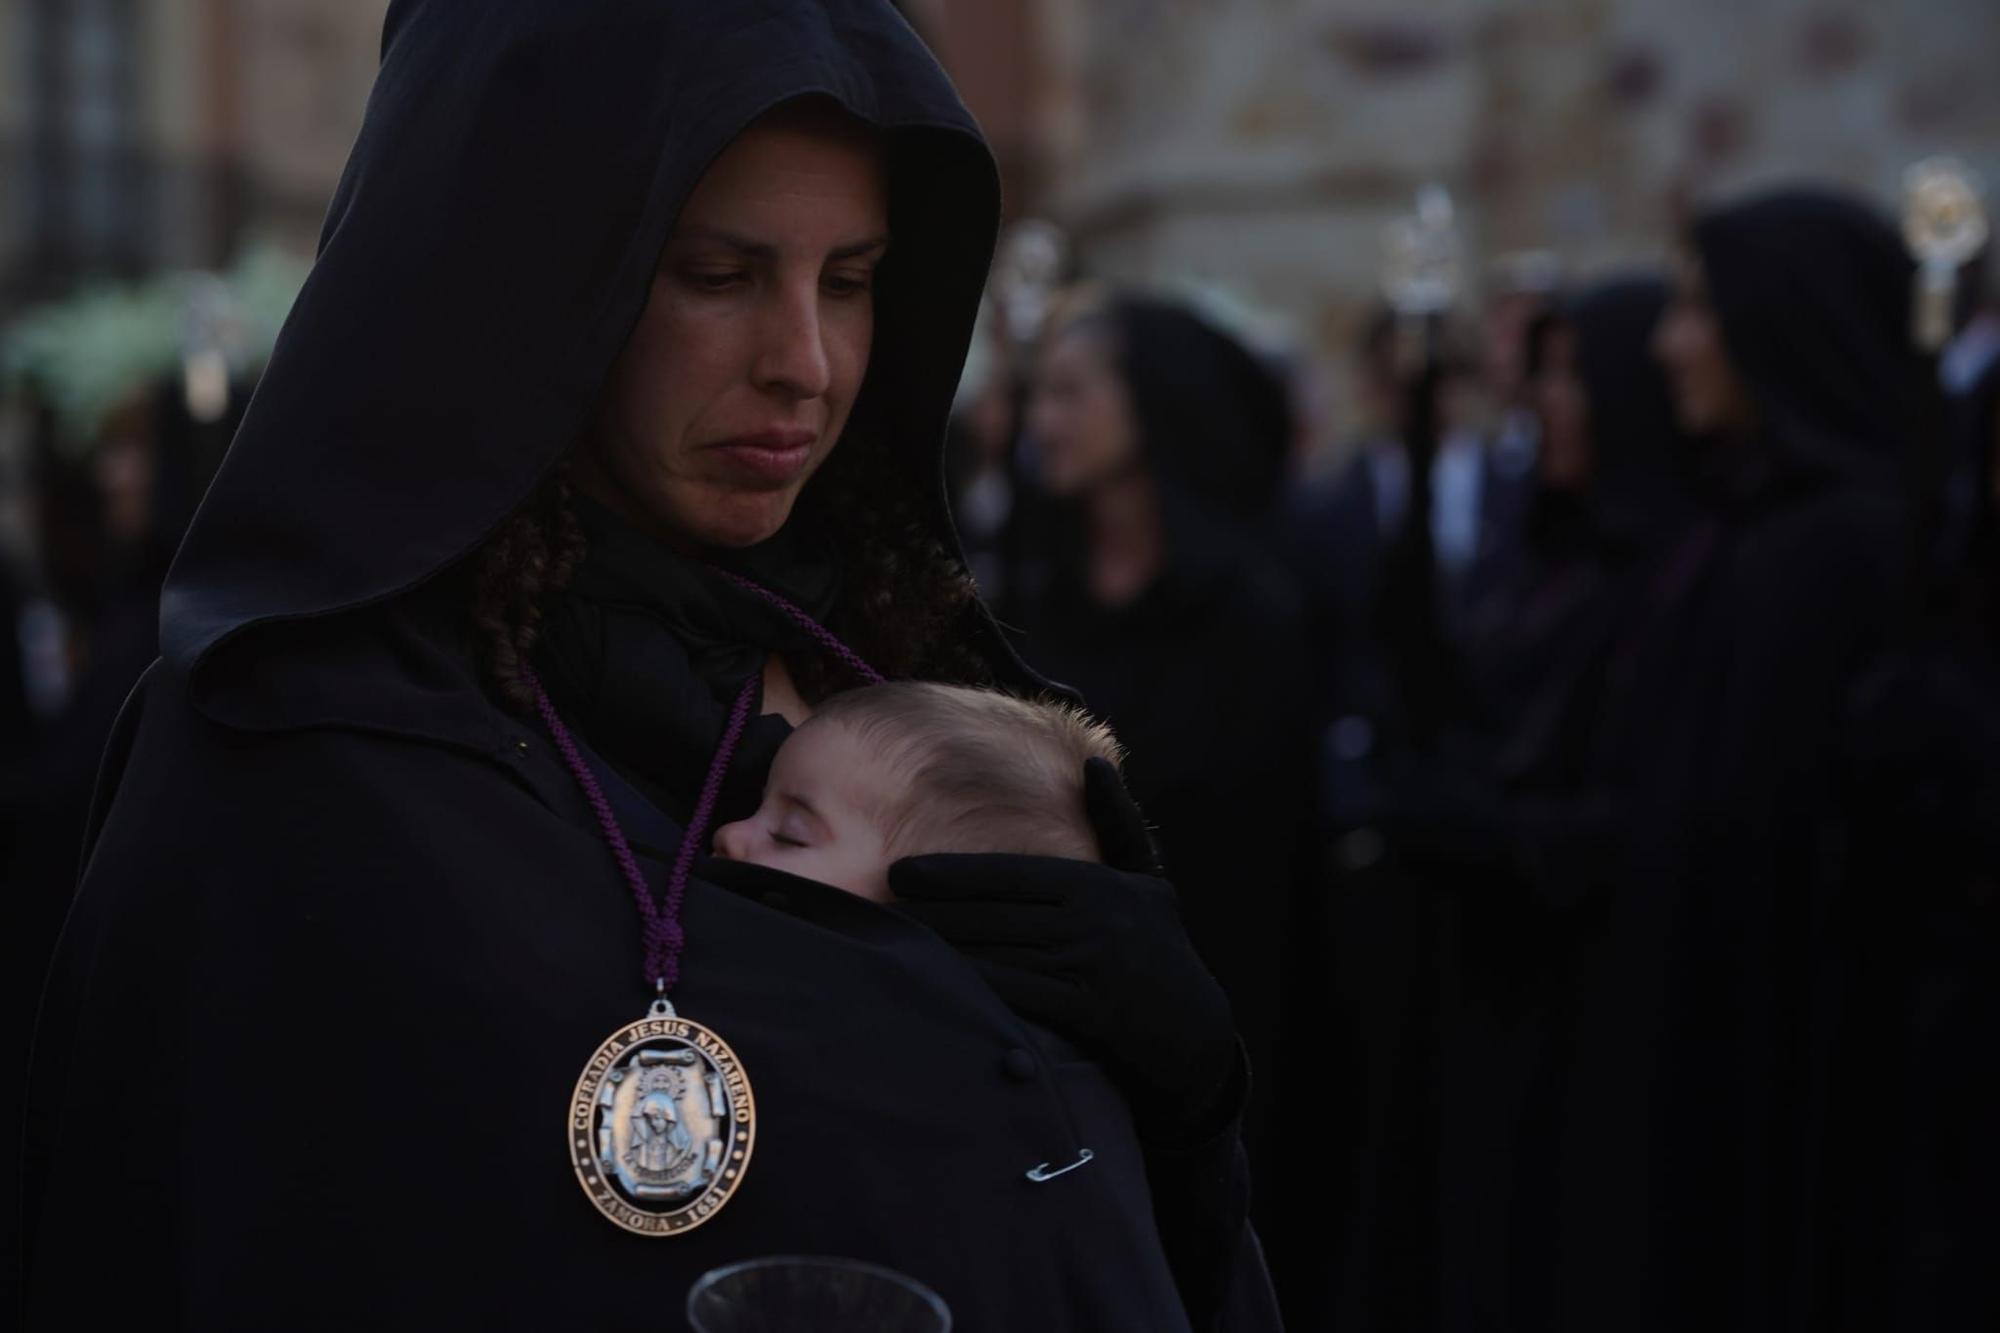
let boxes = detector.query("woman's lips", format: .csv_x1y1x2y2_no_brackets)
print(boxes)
708,429,816,486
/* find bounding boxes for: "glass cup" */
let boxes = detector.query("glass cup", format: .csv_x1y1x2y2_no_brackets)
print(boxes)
685,1255,952,1333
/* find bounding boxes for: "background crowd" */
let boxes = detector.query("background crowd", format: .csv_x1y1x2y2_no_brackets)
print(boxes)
944,187,2000,1329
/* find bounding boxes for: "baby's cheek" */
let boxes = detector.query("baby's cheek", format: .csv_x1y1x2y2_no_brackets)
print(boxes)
813,848,895,904
844,862,897,905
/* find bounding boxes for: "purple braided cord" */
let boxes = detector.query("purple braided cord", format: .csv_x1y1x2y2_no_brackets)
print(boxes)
711,567,886,686
522,573,882,997
523,663,663,984
653,673,757,989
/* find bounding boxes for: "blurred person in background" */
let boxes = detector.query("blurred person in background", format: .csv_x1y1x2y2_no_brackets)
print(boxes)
2,374,241,928
1013,290,1320,1307
1938,246,1998,398
2,371,241,1305
1544,186,1927,1332
1429,273,1696,1331
942,298,1018,605
1280,303,1531,1331
1472,250,1563,589
1286,308,1523,841
1480,252,1564,466
1937,247,1999,568
1464,275,1695,792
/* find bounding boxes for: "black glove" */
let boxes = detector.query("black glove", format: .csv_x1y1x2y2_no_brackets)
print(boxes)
1082,754,1162,874
890,759,1241,1143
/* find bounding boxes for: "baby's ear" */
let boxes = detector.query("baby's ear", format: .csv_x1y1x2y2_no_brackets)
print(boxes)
1081,757,1161,875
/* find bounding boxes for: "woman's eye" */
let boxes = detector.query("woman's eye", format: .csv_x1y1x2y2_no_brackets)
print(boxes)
684,268,746,293
823,270,875,298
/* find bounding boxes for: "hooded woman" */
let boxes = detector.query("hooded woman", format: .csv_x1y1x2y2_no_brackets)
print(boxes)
1467,275,1694,786
22,6,1274,1329
1546,187,1926,1332
1431,275,1695,1331
1009,292,1318,1310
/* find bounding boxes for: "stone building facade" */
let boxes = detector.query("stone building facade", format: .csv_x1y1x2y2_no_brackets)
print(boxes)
3,0,1997,442
1024,0,2000,449
0,0,388,318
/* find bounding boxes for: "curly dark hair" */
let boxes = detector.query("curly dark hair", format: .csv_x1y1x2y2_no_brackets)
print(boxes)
471,433,993,712
471,467,589,714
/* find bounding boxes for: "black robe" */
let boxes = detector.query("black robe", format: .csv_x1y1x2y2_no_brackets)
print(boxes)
1438,276,1696,1333
1548,188,1926,1333
1829,354,2000,1331
20,4,1275,1328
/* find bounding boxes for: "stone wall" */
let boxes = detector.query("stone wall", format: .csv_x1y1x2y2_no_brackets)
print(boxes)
1032,0,2000,451
5,0,1996,448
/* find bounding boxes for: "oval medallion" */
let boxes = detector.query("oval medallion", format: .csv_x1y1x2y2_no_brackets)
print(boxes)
568,1009,756,1236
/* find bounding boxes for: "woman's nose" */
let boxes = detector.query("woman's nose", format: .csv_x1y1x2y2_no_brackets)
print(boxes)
753,287,832,400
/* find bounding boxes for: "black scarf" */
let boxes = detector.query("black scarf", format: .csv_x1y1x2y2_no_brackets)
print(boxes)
534,496,842,824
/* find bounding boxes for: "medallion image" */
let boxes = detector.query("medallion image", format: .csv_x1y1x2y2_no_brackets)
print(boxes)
568,1010,755,1235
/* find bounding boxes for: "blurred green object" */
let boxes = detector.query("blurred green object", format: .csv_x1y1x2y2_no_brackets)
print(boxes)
2,245,309,454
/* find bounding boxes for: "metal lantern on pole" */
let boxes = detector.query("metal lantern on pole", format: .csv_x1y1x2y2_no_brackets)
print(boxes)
1903,155,1988,354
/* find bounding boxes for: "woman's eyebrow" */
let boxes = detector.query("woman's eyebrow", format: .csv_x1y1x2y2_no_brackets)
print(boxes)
829,235,891,260
672,225,889,262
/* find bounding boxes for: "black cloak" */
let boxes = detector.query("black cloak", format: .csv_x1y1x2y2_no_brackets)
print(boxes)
1830,351,2000,1331
3,375,240,1305
1467,275,1694,788
21,5,1275,1329
1437,275,1695,1332
1549,187,1921,1332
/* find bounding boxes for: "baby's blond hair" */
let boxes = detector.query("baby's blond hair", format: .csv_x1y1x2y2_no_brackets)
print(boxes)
804,682,1125,861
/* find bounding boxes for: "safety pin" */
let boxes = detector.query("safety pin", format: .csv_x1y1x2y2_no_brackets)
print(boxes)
1024,1148,1096,1183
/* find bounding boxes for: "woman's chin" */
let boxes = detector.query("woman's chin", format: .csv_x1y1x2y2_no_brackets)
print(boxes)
678,493,801,550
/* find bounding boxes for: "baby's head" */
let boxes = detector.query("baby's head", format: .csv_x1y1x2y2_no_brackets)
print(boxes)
712,682,1124,902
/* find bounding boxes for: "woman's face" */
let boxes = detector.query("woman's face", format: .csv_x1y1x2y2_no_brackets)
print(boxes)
1028,326,1141,498
1531,324,1592,492
1653,256,1756,437
584,112,890,549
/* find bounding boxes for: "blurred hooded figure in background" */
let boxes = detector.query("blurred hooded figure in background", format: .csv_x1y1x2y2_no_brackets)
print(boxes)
3,373,244,1303
1551,187,1927,1333
1467,274,1695,787
1435,274,1697,1332
1833,343,2000,1332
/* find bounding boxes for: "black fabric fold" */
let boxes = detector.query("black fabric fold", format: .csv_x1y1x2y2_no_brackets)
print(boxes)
534,496,839,821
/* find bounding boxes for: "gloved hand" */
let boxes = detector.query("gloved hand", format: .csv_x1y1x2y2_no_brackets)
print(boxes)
890,759,1242,1143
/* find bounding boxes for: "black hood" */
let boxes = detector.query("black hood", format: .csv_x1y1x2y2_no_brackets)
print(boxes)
1108,296,1293,528
161,0,1007,715
1563,274,1693,547
1692,185,1926,485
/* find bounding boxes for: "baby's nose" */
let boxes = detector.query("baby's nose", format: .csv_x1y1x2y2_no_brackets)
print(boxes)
712,819,749,861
